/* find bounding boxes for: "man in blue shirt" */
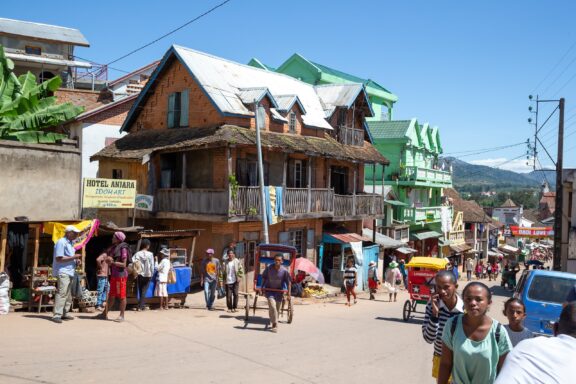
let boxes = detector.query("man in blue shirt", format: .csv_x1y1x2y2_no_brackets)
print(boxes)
261,254,291,333
52,225,82,323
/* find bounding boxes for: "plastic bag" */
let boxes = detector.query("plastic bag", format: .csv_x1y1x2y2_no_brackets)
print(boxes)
217,286,226,299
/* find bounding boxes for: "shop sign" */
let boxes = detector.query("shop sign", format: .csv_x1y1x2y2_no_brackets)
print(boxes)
509,226,554,238
82,178,136,209
135,194,154,211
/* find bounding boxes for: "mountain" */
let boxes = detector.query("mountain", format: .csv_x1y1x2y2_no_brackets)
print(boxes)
445,157,541,191
524,169,556,189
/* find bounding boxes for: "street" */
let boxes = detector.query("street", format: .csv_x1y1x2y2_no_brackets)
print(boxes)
0,280,510,384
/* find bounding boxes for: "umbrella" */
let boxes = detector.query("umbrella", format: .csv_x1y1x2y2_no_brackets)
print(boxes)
294,257,325,284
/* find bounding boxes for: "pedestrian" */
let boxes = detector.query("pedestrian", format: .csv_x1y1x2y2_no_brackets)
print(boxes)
343,257,357,306
502,298,533,347
220,248,244,312
260,253,291,333
95,251,111,311
200,248,221,311
51,225,82,323
422,270,464,381
385,261,402,302
437,282,512,384
367,261,379,300
97,231,130,322
475,262,483,280
495,302,576,384
399,259,408,289
132,239,154,311
501,265,510,289
465,257,474,282
492,262,499,278
154,248,171,310
487,263,493,281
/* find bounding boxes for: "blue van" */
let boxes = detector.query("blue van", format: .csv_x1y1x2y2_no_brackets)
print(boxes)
514,269,576,335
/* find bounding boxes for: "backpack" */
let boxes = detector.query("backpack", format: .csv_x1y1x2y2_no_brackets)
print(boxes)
450,314,502,343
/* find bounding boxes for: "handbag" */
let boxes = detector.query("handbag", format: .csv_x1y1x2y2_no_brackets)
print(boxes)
217,286,226,299
133,259,143,276
167,268,177,284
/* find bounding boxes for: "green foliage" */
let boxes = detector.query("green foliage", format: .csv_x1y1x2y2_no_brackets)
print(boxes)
0,45,84,143
467,188,539,209
228,173,239,200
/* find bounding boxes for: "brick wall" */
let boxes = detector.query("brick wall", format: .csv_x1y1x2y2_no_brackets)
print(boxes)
55,89,112,112
82,98,135,126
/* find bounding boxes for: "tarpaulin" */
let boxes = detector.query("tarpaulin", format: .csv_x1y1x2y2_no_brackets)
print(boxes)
44,219,100,250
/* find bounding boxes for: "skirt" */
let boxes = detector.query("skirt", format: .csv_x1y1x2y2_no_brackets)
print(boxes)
155,282,168,297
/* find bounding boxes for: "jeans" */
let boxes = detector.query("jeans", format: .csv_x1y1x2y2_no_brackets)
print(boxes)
136,276,151,309
54,273,73,318
466,270,472,281
226,282,239,309
96,276,109,307
267,296,282,326
203,280,216,309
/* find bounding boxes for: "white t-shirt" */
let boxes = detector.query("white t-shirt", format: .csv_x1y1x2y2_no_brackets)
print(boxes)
133,250,154,277
155,258,171,283
495,334,576,384
226,260,237,284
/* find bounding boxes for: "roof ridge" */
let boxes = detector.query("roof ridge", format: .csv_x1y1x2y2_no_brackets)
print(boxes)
0,17,82,32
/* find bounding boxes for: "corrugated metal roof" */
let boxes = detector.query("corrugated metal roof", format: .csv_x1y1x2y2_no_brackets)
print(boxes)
274,94,306,113
238,87,269,105
362,228,404,248
0,17,89,47
311,60,395,96
450,243,472,253
270,108,288,122
314,84,372,117
411,230,442,240
5,52,91,68
173,45,332,130
326,232,370,243
367,119,413,140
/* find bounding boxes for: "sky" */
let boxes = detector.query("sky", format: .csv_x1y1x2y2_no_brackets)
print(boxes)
4,0,576,172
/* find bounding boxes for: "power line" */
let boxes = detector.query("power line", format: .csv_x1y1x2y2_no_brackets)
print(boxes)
459,153,528,178
532,39,576,94
106,0,232,66
443,142,526,156
539,53,576,96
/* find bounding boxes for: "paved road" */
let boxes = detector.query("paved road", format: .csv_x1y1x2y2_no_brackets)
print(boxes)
0,280,511,384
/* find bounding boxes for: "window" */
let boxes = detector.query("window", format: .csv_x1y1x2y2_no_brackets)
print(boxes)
289,112,297,133
527,275,575,304
279,229,304,257
293,160,303,188
112,169,123,179
25,46,41,55
337,108,347,126
167,90,189,128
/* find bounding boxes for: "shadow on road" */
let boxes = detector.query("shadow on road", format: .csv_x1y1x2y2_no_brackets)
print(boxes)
375,316,424,325
22,314,52,321
490,285,514,299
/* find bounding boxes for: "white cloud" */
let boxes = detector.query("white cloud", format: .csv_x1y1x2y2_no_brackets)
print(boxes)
470,157,534,173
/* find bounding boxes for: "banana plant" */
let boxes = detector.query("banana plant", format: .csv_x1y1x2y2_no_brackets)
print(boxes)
0,45,84,143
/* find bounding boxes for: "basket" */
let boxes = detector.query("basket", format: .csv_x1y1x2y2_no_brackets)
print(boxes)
11,288,29,302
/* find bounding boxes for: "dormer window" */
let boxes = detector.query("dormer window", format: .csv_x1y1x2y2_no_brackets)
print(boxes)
167,90,189,128
289,112,296,133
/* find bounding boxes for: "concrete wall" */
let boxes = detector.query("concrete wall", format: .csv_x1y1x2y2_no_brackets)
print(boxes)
0,139,81,221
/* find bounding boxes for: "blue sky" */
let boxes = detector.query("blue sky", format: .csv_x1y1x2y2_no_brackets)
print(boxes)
4,0,576,171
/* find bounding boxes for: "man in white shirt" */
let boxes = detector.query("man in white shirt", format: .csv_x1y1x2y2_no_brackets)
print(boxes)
495,302,576,384
220,249,243,313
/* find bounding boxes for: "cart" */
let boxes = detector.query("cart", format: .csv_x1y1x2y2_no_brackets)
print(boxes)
402,257,449,322
244,244,296,325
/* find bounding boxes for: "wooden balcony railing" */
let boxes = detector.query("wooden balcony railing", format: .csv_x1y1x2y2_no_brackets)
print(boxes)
401,205,451,223
156,188,228,215
403,166,452,185
337,125,364,147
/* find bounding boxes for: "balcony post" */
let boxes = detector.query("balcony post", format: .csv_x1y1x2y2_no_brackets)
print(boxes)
181,152,187,211
226,146,232,214
372,163,376,215
282,153,287,214
307,156,312,213
352,165,357,216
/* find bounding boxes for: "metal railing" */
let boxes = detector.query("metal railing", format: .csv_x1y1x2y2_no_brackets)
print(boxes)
403,166,452,184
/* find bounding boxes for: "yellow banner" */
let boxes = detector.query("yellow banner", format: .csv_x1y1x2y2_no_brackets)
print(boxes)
82,178,136,209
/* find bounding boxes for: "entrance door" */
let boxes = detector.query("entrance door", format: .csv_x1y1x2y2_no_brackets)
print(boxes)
330,166,348,194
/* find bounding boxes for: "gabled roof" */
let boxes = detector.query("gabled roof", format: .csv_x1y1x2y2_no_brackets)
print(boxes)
313,83,374,118
238,87,279,108
0,17,89,47
366,119,416,141
247,58,276,71
501,198,517,208
108,60,160,87
75,93,138,122
122,45,332,132
419,123,432,151
274,94,306,113
444,188,493,223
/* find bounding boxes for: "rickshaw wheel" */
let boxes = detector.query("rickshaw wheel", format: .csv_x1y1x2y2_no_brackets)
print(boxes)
402,300,412,322
287,298,294,324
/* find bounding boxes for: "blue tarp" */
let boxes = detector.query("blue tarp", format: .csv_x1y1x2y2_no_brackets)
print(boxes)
141,266,192,298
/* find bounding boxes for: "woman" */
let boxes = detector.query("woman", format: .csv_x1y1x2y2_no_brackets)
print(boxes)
367,261,379,300
154,248,171,310
437,282,512,384
385,261,402,302
132,239,154,311
343,257,357,306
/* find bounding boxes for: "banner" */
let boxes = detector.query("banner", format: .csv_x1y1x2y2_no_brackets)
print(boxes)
135,194,154,211
510,226,554,238
83,178,136,209
44,219,100,250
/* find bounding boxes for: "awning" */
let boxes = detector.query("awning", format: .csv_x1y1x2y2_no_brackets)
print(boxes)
324,232,370,244
411,230,442,241
499,244,519,254
438,237,452,247
6,52,92,68
396,246,418,254
362,228,404,249
384,199,408,206
488,250,503,257
450,243,472,253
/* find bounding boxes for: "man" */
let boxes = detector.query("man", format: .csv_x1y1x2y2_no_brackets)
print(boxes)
421,270,463,380
52,225,82,323
495,302,576,384
200,248,221,310
465,257,474,281
261,254,291,333
98,232,130,322
220,249,244,313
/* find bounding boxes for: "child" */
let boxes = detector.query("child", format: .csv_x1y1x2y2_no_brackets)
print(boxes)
367,261,379,300
503,298,534,347
343,257,357,306
154,248,171,310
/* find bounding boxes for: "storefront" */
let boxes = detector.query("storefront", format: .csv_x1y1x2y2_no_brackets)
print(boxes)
410,230,442,257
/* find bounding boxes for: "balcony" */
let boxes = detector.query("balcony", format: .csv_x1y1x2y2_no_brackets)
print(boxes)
155,187,383,221
399,166,452,186
336,125,364,147
400,206,450,224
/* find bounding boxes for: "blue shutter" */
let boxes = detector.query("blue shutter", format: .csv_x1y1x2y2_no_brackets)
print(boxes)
278,231,290,245
167,93,175,128
180,90,189,127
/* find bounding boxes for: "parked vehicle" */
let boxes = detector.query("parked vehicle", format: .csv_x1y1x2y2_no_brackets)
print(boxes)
514,269,576,335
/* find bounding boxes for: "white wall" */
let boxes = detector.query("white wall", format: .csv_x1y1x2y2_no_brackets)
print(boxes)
81,122,126,179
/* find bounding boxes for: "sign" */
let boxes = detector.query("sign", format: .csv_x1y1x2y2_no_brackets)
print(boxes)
135,194,154,211
503,226,512,238
509,226,554,238
82,178,136,209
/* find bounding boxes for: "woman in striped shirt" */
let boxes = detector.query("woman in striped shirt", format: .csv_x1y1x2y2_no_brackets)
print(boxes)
421,270,464,380
343,257,357,306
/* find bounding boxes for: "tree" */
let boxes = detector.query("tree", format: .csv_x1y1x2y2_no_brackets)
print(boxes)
0,45,83,143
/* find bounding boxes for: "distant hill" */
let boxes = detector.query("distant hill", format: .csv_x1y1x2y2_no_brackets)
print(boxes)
445,157,540,191
524,169,556,189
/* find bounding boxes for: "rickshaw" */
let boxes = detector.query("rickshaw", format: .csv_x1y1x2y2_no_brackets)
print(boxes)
245,244,296,324
402,257,449,322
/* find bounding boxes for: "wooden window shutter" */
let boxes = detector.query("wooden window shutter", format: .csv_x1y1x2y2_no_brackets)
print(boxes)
180,90,189,127
167,93,176,128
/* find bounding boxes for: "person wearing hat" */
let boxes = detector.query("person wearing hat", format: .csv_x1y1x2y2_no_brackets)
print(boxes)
385,261,402,302
52,225,82,323
98,231,130,322
367,261,379,300
200,248,221,310
154,248,171,310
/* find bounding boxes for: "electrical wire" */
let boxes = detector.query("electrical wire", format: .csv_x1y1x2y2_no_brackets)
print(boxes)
443,142,526,156
456,154,528,178
532,39,576,95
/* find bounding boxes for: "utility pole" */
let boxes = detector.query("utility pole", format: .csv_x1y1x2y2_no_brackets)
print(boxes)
254,101,269,243
553,98,564,271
